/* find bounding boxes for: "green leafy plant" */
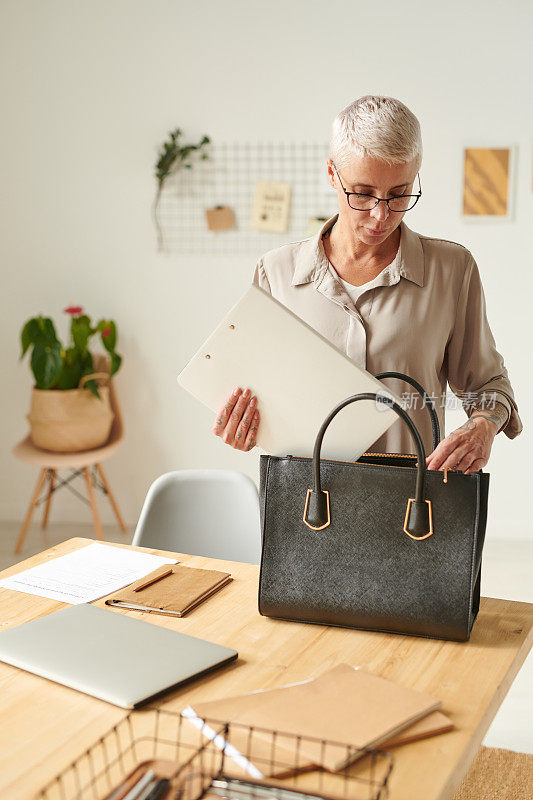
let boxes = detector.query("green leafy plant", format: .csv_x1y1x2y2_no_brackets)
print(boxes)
20,305,122,399
153,128,210,250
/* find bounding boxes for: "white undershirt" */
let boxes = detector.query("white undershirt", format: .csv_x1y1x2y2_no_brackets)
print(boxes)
338,272,384,306
336,247,400,306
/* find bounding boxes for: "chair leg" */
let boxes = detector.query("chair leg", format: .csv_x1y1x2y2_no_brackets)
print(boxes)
15,468,49,553
95,463,127,532
41,469,56,530
84,466,104,541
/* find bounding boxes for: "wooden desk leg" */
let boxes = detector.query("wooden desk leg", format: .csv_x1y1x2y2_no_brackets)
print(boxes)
84,466,104,541
15,468,49,553
95,463,127,532
41,469,56,530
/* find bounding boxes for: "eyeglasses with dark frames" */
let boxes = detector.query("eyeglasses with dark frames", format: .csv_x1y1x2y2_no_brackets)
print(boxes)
331,162,422,212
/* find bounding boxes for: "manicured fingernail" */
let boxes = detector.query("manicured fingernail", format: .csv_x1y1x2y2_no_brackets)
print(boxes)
243,388,250,398
250,396,256,406
233,387,241,395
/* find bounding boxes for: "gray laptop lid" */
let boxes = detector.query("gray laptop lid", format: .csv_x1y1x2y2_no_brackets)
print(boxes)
0,603,238,708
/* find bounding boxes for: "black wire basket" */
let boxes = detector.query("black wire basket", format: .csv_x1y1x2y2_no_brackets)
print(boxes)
35,707,395,800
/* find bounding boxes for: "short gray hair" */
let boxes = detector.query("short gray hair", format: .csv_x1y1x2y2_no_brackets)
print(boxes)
330,95,423,171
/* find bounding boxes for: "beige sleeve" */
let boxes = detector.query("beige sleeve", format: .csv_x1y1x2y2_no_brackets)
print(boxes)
252,258,272,293
446,254,522,439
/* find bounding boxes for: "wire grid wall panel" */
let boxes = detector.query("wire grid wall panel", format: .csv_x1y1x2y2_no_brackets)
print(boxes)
156,143,338,257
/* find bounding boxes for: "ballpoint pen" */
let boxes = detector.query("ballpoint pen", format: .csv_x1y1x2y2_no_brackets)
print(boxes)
135,777,171,800
104,769,156,800
121,770,157,800
141,778,171,800
134,568,174,592
209,778,327,800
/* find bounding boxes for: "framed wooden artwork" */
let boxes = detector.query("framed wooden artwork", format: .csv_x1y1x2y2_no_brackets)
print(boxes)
461,146,516,220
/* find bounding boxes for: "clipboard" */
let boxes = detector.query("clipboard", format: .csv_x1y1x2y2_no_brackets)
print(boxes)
105,564,232,617
177,284,400,460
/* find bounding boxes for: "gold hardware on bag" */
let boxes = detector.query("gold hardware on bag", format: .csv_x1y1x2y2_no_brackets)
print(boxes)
303,489,330,531
443,469,448,483
403,498,434,540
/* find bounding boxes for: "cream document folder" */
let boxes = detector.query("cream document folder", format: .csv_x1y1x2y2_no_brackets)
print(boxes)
177,284,400,461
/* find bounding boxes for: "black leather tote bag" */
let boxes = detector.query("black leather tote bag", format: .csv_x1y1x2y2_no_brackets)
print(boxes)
258,372,489,642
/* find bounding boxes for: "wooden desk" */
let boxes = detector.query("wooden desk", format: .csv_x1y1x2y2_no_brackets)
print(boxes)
0,537,531,800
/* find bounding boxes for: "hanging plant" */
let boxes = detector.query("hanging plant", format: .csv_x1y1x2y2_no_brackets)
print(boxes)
152,128,210,251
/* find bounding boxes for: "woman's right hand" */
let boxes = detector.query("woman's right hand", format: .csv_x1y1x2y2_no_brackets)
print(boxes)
212,387,260,451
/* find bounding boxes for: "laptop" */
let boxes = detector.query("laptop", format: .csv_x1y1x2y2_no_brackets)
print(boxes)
0,603,238,709
177,283,400,461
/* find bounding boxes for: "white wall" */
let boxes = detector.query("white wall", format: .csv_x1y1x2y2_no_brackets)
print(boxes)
1,0,531,539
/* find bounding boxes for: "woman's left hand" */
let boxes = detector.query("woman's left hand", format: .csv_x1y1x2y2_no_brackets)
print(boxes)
425,416,497,475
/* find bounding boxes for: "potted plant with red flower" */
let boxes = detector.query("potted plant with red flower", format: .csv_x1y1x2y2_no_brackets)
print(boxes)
20,305,122,452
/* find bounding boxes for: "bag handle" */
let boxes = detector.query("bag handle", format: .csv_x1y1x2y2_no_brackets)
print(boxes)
375,371,441,450
78,372,111,389
303,393,433,541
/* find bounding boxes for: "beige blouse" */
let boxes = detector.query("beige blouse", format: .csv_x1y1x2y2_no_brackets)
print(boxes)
252,213,523,457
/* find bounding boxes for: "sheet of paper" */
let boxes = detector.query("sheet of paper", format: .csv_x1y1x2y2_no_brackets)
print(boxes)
0,543,178,604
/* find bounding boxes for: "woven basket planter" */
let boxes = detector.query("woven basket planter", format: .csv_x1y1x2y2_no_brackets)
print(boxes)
27,372,114,453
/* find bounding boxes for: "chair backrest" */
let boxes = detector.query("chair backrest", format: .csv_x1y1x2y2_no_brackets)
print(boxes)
132,470,261,564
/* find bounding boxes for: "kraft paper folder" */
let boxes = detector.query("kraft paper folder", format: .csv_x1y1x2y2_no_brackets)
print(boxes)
105,564,232,617
184,664,449,774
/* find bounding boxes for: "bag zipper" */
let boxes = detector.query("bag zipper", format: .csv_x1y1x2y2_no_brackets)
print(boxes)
286,452,452,480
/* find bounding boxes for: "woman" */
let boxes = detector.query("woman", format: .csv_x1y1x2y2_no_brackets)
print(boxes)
213,96,522,473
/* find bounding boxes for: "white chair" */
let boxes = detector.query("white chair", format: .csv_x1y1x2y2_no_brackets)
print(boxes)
132,470,261,564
